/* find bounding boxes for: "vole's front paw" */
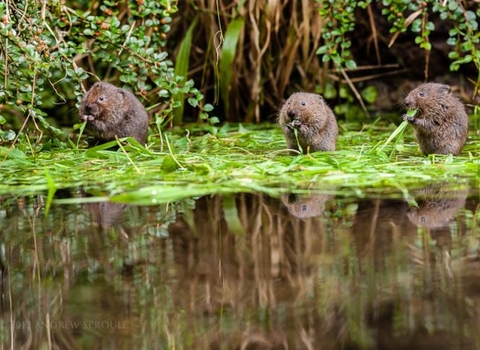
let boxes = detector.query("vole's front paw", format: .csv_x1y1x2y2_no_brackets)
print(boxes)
402,114,415,124
291,120,302,129
81,115,95,122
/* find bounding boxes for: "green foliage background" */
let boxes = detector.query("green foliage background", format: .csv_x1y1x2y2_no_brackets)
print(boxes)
0,0,205,145
0,0,479,144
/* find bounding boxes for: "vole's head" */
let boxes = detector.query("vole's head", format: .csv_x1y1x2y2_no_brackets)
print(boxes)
79,82,123,121
279,92,326,129
404,83,451,112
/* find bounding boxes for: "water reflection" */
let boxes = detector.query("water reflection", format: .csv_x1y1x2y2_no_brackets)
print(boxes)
281,193,331,218
0,183,479,349
406,183,469,229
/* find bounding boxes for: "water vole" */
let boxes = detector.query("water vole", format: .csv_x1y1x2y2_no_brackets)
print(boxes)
402,83,468,155
278,92,338,153
79,81,149,144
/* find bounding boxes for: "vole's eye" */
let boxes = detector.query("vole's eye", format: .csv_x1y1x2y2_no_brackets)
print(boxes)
418,91,425,97
98,95,105,102
300,101,306,106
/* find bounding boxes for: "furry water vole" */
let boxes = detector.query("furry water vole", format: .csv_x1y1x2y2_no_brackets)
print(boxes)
402,83,468,155
278,92,338,153
79,82,149,144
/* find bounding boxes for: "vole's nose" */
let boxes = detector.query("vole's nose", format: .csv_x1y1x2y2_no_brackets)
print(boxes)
83,105,92,114
83,104,99,115
287,109,296,120
404,97,415,109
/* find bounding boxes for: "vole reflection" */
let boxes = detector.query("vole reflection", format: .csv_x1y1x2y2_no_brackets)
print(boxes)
406,183,468,229
281,193,331,218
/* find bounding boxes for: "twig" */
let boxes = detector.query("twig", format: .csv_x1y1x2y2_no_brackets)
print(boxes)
118,20,135,56
328,68,408,84
339,68,369,116
367,3,381,65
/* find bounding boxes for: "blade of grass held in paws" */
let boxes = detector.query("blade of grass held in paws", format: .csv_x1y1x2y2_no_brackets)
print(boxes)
406,108,418,117
293,128,303,154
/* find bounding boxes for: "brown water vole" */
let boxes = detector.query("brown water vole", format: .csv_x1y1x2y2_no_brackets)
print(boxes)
79,82,149,144
402,83,468,155
278,92,338,153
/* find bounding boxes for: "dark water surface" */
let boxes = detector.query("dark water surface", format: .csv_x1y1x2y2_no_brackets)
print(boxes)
1,183,480,349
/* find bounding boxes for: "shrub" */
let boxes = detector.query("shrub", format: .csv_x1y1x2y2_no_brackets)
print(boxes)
317,0,480,99
0,0,206,146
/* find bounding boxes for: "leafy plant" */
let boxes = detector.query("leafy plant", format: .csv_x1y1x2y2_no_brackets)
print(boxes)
440,1,480,97
316,0,371,69
0,0,207,146
316,0,480,99
168,0,329,122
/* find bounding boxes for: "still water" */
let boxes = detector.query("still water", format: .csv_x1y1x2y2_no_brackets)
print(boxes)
1,182,479,349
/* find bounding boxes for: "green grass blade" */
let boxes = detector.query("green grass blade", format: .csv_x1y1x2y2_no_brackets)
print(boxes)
173,17,199,125
44,169,56,217
374,120,409,154
219,18,245,117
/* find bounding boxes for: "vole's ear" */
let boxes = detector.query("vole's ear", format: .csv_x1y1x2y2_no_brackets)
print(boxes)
117,88,126,100
438,84,451,94
86,82,99,93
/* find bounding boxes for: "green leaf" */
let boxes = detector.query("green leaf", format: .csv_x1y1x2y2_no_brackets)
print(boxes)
345,59,357,70
460,41,473,52
446,37,456,46
161,155,180,173
360,86,377,104
421,42,432,51
222,194,245,235
203,103,214,112
448,1,458,11
219,17,245,118
406,108,418,117
44,169,56,217
449,51,459,59
448,28,458,36
187,97,198,107
172,16,198,125
316,45,329,55
465,10,476,21
209,116,220,124
375,120,409,154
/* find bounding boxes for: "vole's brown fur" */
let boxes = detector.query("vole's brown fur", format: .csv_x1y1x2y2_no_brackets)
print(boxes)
402,83,468,155
79,82,149,144
278,92,338,153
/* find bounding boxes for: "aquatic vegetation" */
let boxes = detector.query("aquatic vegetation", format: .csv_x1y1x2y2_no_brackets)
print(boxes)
0,122,476,204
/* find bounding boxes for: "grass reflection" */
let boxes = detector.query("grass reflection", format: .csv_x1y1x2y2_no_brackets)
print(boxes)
0,187,479,349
